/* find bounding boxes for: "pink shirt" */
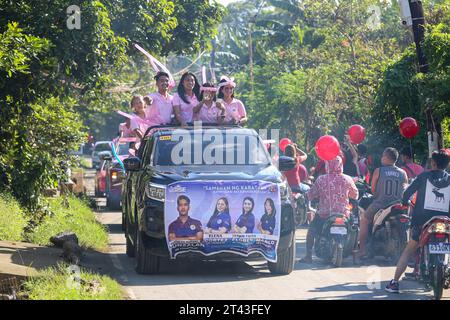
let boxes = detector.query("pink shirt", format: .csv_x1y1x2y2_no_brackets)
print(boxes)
118,122,135,138
222,99,247,123
172,92,199,124
402,163,424,180
195,102,222,123
146,92,173,125
130,115,149,135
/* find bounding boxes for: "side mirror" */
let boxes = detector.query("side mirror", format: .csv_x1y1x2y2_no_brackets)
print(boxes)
98,151,112,161
123,157,141,172
278,156,296,172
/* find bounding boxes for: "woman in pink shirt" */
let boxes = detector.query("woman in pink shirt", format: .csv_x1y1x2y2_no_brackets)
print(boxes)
193,83,226,124
217,77,248,125
146,71,174,125
172,72,201,126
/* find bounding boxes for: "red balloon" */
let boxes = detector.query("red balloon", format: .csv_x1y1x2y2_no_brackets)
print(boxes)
279,138,292,152
315,135,341,161
399,117,419,139
348,125,366,144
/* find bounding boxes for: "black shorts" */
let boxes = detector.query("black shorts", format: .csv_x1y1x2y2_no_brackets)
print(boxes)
309,215,326,235
411,225,422,242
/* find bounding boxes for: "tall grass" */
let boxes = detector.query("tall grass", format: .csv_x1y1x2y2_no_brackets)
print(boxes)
27,196,108,250
23,263,123,300
0,193,28,241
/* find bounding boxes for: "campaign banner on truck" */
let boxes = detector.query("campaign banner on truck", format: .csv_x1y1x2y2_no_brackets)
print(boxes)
164,180,281,262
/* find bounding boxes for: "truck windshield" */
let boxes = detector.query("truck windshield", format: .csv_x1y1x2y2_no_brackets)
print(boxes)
95,143,111,152
153,132,271,167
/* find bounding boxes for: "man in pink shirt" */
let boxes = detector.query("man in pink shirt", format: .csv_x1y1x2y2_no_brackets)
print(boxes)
146,71,174,125
400,147,424,181
299,157,358,263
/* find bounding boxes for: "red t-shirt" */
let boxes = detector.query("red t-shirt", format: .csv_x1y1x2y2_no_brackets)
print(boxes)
284,156,308,186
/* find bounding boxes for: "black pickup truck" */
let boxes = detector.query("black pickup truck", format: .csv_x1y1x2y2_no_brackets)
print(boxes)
122,124,296,274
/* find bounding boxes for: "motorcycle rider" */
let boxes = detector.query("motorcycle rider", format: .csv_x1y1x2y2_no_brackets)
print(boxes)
357,147,408,261
283,144,309,193
299,156,358,263
385,149,450,293
400,147,424,181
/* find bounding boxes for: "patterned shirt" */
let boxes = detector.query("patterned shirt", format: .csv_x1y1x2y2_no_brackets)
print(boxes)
307,157,359,219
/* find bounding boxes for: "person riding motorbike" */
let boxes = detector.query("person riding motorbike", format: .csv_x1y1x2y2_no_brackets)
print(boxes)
299,157,358,263
400,147,424,182
357,147,408,261
385,150,450,293
283,144,309,194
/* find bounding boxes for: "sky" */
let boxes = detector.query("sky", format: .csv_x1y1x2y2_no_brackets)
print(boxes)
217,0,241,6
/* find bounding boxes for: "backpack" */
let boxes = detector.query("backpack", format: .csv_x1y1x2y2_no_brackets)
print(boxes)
424,179,450,213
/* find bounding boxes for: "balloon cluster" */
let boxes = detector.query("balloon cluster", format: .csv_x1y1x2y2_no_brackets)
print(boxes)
282,117,420,162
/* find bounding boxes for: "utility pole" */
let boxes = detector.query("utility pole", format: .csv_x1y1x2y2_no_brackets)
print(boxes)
248,20,254,93
401,0,443,157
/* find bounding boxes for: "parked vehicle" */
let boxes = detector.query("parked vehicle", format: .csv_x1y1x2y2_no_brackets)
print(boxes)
94,155,108,197
92,141,112,169
96,139,133,209
416,216,450,300
122,125,297,275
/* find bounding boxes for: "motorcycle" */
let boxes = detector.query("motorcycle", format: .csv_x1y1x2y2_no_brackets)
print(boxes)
360,202,410,263
314,210,359,267
416,216,450,300
291,181,316,227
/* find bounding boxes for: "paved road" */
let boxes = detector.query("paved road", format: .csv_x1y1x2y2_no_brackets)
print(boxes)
83,169,449,300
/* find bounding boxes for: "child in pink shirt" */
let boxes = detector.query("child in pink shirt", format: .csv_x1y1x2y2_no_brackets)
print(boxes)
172,72,201,126
193,83,226,123
118,119,135,138
217,77,248,125
129,96,149,139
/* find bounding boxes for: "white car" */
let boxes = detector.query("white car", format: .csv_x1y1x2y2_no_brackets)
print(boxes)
91,141,112,169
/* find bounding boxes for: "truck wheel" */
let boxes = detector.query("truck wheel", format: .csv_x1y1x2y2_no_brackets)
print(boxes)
268,232,295,275
135,231,160,274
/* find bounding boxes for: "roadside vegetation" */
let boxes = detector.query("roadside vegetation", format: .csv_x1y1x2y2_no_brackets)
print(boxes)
22,264,123,300
0,193,108,251
26,196,108,251
0,193,28,242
